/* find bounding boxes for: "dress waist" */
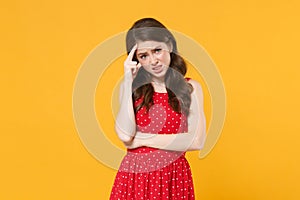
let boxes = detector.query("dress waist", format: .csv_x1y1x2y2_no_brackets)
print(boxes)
121,146,186,173
127,146,186,156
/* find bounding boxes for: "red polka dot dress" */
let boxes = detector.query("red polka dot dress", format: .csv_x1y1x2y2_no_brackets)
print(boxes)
110,92,195,200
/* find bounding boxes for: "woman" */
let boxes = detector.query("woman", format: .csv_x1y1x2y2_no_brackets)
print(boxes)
110,18,206,200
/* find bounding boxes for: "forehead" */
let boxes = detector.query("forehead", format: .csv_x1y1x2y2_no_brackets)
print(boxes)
136,41,169,52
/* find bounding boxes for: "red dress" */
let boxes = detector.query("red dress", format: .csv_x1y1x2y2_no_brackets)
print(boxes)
110,92,195,200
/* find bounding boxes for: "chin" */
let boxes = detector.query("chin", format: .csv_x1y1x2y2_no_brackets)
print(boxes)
152,67,168,78
152,71,167,79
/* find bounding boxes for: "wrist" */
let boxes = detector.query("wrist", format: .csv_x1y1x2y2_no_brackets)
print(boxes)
124,70,134,82
123,77,133,85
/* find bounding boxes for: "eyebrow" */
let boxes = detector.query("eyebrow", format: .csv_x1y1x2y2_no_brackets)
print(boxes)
137,45,162,55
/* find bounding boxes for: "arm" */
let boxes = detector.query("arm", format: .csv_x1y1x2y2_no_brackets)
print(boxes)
115,45,141,143
126,79,206,151
115,81,136,143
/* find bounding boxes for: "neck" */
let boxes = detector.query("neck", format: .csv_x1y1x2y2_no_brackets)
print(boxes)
151,77,166,93
151,77,165,84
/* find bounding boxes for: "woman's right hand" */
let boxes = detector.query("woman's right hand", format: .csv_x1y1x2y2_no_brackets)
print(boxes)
124,44,142,82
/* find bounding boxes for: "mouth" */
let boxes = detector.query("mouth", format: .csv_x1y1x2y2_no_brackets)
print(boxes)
152,65,164,73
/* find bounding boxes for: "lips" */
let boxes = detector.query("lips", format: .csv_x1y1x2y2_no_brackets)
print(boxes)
152,65,163,73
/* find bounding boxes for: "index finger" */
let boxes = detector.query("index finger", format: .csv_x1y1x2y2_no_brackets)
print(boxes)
126,44,137,62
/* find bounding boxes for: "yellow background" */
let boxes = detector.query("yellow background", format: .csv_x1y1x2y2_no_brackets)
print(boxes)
1,0,300,199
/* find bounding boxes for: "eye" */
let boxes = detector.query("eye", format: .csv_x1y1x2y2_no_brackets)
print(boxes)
139,54,147,59
154,48,162,53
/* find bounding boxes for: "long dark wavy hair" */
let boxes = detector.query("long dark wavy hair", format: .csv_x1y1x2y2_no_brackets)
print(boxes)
126,18,193,115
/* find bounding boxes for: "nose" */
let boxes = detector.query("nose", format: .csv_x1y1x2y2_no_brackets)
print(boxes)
149,53,158,66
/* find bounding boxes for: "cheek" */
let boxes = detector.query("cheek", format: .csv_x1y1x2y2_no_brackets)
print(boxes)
158,52,171,65
142,65,152,73
143,65,152,74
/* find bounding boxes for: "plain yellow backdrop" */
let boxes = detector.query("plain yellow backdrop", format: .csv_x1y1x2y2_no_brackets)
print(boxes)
1,0,300,199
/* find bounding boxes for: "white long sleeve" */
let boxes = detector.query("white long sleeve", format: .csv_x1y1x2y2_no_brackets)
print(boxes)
127,79,206,151
115,80,136,143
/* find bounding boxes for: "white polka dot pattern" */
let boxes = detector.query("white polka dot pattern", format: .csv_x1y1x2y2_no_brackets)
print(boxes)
110,92,195,200
135,92,187,134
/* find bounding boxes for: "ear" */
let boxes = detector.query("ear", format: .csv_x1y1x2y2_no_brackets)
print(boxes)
169,42,173,53
168,42,173,53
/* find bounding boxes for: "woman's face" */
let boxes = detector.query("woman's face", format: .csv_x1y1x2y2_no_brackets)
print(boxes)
136,40,171,81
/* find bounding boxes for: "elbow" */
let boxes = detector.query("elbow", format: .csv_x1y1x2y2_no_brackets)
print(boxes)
196,141,205,150
189,132,206,151
184,139,202,151
188,141,204,151
197,132,207,150
115,125,134,143
188,143,203,151
118,133,133,143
